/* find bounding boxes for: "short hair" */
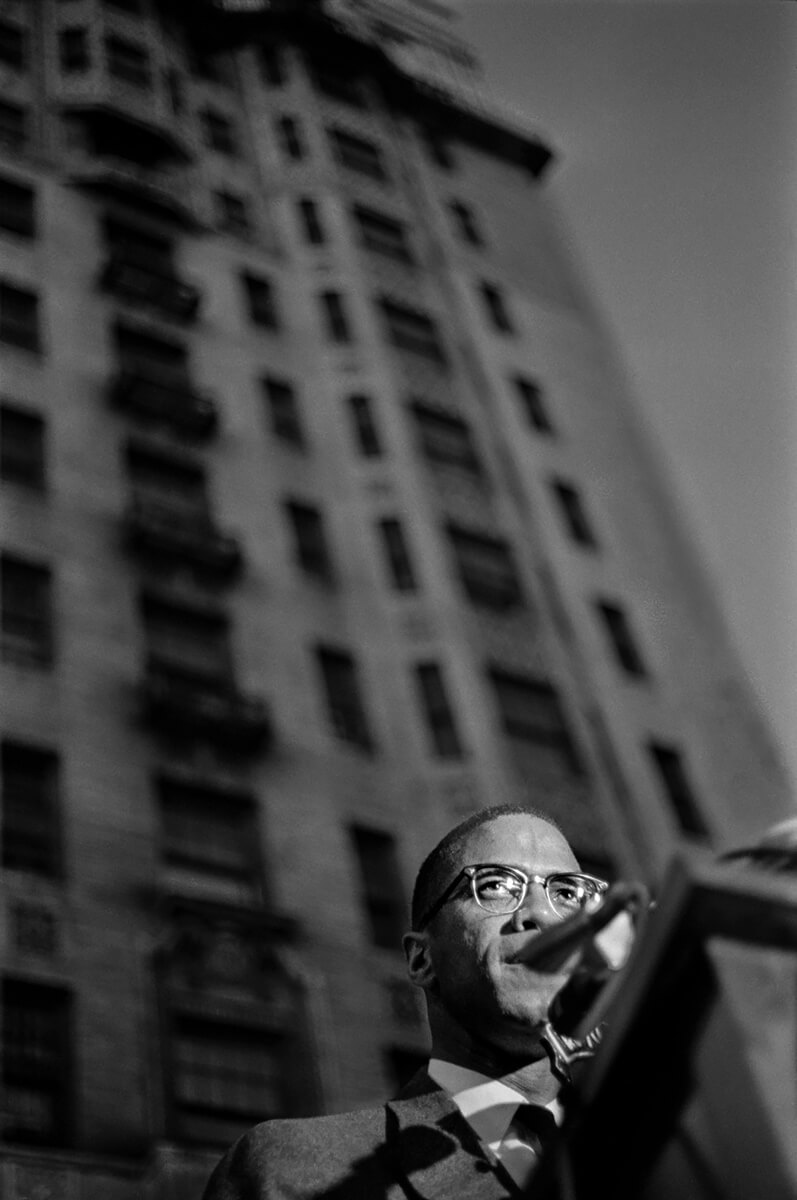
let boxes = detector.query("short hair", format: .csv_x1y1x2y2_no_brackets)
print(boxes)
410,804,565,931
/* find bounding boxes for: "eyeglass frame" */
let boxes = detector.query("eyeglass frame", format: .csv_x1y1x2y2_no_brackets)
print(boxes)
416,863,610,930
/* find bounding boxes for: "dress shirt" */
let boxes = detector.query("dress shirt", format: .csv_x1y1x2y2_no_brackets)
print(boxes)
427,1058,562,1189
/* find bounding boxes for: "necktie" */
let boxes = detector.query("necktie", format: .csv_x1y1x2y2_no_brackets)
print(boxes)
499,1104,558,1188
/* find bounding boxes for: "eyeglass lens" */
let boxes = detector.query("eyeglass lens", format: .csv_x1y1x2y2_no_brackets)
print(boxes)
472,868,603,918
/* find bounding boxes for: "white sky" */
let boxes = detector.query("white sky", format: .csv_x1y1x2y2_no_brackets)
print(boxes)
456,0,797,795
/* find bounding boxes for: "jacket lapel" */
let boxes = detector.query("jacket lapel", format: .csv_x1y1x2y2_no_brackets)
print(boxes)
384,1071,516,1200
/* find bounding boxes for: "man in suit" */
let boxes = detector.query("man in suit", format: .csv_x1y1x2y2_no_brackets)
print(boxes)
202,803,609,1200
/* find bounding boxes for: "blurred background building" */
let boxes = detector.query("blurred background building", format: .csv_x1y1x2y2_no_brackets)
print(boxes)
0,0,792,1197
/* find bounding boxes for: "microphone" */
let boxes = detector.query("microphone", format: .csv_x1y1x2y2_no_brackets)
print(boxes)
509,881,645,972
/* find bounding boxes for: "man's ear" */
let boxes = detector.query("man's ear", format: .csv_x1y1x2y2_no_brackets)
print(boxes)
402,930,436,989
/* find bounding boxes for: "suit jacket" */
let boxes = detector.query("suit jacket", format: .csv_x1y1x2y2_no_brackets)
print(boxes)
201,1069,529,1200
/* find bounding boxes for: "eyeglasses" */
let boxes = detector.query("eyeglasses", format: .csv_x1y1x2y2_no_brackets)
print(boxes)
417,864,609,929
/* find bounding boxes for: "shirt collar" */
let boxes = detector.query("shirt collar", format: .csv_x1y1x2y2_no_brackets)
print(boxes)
427,1058,562,1150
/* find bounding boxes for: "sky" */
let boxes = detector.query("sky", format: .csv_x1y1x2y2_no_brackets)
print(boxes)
454,0,797,793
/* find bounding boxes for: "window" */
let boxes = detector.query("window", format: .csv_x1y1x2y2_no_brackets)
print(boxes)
318,290,352,343
480,282,514,334
115,323,187,378
648,741,710,839
262,376,304,446
513,375,553,434
241,273,278,329
377,518,416,592
285,501,333,580
411,403,481,473
259,45,285,86
0,100,28,153
380,300,446,362
309,59,365,107
0,175,33,236
188,44,228,84
157,777,261,902
489,669,581,772
59,27,89,73
201,108,239,156
0,280,40,351
315,645,374,749
349,825,406,949
414,662,463,759
105,218,173,273
1,554,52,665
214,190,251,237
0,19,25,69
275,115,304,161
329,127,386,180
105,35,151,88
1,742,61,877
551,480,597,547
170,1015,284,1146
423,128,455,169
353,206,413,263
1,404,45,488
447,524,523,610
297,198,325,245
595,600,647,678
449,201,483,247
348,394,382,458
3,979,72,1147
126,443,208,519
142,595,231,683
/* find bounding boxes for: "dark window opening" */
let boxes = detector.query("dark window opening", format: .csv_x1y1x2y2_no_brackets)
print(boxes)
214,190,251,237
551,479,597,547
596,600,647,678
1,742,61,877
262,377,304,447
318,290,352,343
275,115,304,161
377,518,416,592
353,205,413,263
0,19,26,70
447,525,523,610
1,554,52,665
259,45,285,86
648,741,710,839
489,669,581,773
297,198,325,245
0,280,40,352
350,825,406,949
2,979,72,1147
157,776,261,901
242,273,279,329
411,403,481,473
142,594,231,684
201,108,239,156
348,394,382,458
0,101,28,153
0,404,45,488
414,662,464,759
105,35,151,88
329,127,386,180
315,646,374,750
480,282,514,334
380,301,445,363
285,501,333,580
513,375,553,434
59,27,89,73
449,201,483,247
0,175,34,238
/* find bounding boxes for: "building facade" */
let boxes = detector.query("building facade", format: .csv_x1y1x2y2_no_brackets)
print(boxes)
0,1,791,1196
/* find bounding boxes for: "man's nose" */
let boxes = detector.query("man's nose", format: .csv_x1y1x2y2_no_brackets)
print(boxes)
509,882,558,931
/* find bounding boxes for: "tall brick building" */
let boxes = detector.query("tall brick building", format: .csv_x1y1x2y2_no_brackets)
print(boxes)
0,0,791,1196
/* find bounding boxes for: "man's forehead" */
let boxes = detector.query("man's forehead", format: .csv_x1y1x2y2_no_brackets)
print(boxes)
455,813,573,864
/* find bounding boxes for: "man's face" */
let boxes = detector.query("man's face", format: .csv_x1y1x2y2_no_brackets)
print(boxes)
417,814,582,1058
